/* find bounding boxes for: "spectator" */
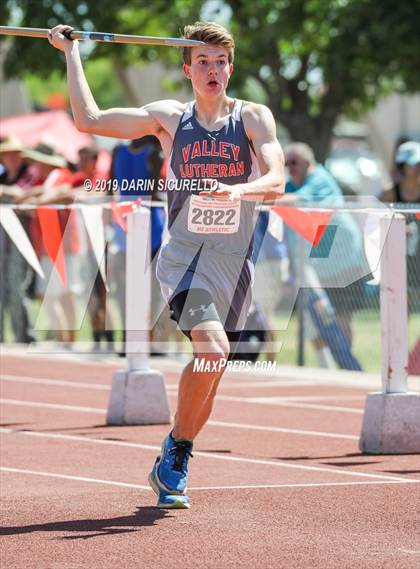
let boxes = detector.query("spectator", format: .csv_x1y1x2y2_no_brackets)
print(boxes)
0,136,36,343
111,136,165,255
381,141,420,204
109,136,172,356
76,145,100,181
73,144,109,191
243,209,290,361
386,141,420,298
284,142,366,370
74,144,115,352
381,140,420,374
21,143,81,346
389,136,410,197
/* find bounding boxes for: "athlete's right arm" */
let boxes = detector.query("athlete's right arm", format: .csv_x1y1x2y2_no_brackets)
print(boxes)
48,25,177,139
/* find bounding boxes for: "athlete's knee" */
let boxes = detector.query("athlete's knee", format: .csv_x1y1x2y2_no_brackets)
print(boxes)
191,327,230,363
190,351,229,377
196,342,230,365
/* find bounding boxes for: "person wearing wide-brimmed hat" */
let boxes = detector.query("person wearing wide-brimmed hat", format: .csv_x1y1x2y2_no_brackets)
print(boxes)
0,136,34,202
0,136,37,344
23,143,67,168
0,136,24,155
19,143,69,203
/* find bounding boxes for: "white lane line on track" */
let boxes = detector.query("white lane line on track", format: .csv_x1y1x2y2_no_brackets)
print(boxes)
1,395,364,418
208,420,358,440
1,427,415,483
1,374,111,390
191,480,420,490
207,394,365,413
0,375,294,392
1,399,105,414
6,352,418,390
398,549,420,555
211,381,321,388
0,375,176,391
215,395,365,402
1,374,359,392
0,467,150,490
233,396,365,402
0,398,358,440
1,467,418,492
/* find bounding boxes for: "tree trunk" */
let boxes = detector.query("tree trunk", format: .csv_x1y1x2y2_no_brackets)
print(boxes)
280,112,338,163
112,60,140,107
268,89,339,163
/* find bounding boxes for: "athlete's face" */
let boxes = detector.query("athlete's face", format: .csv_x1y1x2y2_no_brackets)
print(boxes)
184,45,233,97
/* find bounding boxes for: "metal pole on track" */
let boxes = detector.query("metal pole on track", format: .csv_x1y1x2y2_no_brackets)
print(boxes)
0,26,205,47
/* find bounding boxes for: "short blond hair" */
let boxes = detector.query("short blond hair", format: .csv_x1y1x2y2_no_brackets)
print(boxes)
182,21,235,65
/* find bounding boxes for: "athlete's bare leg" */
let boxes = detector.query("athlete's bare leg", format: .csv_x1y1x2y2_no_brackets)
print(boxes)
172,320,230,442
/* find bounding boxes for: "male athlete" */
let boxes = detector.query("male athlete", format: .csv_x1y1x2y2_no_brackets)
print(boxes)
49,21,285,508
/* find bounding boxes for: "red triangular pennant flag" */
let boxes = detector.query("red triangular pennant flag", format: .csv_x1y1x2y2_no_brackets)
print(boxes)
111,199,142,233
272,206,333,246
37,207,67,287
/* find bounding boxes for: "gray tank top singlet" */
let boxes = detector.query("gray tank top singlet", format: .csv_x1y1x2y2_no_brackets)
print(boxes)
166,99,260,257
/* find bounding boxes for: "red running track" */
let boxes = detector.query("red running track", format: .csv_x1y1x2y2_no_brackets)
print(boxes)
1,352,419,569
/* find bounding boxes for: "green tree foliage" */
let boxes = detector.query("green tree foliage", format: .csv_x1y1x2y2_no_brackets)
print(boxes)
1,0,196,76
24,58,126,110
2,0,419,160
171,0,420,159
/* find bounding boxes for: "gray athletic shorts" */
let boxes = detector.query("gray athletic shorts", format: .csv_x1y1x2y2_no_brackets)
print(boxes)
156,238,253,334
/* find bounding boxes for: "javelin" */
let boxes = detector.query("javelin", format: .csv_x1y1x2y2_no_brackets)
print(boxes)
0,26,205,47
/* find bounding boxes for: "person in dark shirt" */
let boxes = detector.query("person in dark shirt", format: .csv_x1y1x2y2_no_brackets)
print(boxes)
381,140,420,374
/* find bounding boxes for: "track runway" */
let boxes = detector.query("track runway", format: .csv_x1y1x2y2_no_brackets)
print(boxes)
1,351,419,569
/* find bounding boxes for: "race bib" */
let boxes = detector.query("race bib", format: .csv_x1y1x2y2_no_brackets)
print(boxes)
187,195,241,234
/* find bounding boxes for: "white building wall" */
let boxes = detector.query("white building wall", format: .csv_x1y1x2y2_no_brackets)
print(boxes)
365,94,420,167
0,43,33,118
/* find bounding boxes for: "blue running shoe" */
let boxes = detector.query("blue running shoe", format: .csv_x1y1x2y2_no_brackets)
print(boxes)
156,490,190,509
148,433,193,495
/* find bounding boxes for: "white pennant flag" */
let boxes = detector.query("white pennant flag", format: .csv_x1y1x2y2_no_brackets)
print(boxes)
80,205,107,288
160,203,170,247
0,207,45,278
267,208,284,241
363,212,391,285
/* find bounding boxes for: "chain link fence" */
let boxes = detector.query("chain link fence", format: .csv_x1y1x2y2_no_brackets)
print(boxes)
0,201,419,375
251,201,419,374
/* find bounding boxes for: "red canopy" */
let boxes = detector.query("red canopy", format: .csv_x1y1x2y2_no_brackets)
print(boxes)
0,110,93,164
0,110,111,173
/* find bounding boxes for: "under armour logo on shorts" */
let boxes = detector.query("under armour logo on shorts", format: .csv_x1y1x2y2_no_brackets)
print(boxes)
188,305,207,316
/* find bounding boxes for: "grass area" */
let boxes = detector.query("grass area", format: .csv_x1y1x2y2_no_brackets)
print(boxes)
271,309,419,373
2,299,122,345
2,301,419,374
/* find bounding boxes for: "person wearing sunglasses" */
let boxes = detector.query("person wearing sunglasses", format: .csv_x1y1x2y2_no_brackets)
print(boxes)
283,142,365,371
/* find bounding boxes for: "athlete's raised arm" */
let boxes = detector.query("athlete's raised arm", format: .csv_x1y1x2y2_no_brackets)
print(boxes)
48,25,182,139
